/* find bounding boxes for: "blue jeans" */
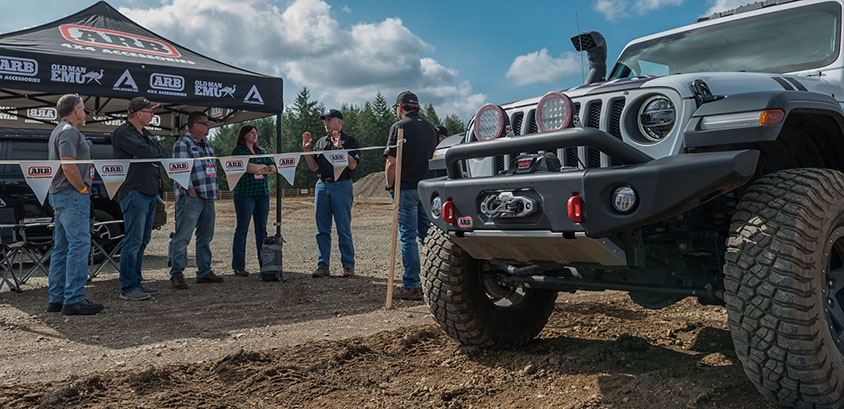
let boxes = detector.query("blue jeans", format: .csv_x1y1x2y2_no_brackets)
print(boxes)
232,194,269,270
48,190,91,305
170,196,215,278
393,189,430,289
314,179,354,269
118,191,157,293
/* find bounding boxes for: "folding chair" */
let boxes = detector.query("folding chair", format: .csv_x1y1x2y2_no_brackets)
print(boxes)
0,208,30,292
18,220,54,284
88,219,124,281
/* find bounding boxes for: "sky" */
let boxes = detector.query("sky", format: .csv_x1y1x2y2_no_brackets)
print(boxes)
0,0,749,121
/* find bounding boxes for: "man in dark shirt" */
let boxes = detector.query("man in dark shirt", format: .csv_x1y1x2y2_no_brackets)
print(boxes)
384,91,438,300
112,97,167,301
301,109,361,278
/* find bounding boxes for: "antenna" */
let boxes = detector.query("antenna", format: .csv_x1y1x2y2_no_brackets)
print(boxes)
576,11,584,84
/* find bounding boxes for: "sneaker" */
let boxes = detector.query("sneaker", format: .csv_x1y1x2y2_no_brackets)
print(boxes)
120,288,152,301
311,267,330,278
171,273,188,290
140,286,159,295
61,300,104,315
393,287,422,301
47,302,63,313
233,269,249,277
196,271,224,284
342,267,355,278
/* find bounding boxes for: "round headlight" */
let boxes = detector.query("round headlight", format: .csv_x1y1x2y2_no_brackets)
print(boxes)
536,91,573,132
638,95,675,142
473,104,506,141
431,195,442,219
612,186,637,213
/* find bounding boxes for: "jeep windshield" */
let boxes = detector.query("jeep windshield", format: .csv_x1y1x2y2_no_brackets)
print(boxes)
609,2,841,79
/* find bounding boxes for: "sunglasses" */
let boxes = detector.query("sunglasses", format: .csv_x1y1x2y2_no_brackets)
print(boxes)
196,120,211,126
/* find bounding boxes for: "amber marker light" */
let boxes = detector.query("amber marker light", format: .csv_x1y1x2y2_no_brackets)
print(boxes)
760,109,785,125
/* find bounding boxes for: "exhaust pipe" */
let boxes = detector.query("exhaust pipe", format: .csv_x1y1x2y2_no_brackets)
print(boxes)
570,31,607,85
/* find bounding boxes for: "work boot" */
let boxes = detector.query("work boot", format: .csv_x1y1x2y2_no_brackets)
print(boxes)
342,267,355,278
47,302,63,313
196,271,224,284
61,299,104,315
140,286,159,294
311,267,330,278
393,287,422,301
171,273,188,290
120,288,152,301
233,269,249,277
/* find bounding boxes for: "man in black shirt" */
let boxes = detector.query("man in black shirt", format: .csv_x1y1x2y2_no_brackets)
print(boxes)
112,97,167,301
302,109,361,278
384,91,438,300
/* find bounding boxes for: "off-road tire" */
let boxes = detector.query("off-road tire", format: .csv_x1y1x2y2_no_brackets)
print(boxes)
421,226,556,349
725,168,844,407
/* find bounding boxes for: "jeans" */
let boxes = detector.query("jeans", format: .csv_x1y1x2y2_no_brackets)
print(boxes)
48,190,91,305
232,194,269,270
118,191,157,293
393,189,430,289
170,196,215,278
314,179,354,269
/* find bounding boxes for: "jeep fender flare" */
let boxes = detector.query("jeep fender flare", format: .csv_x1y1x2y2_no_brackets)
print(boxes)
684,90,844,148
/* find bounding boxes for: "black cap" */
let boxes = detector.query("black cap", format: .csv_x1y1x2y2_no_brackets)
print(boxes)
435,125,449,137
396,91,419,108
127,97,158,114
319,109,343,120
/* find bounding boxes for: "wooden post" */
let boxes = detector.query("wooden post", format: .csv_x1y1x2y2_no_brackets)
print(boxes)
386,130,404,309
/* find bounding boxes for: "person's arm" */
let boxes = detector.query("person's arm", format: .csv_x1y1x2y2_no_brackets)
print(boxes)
234,146,267,174
172,140,197,196
385,155,396,190
60,158,88,194
302,132,319,171
113,126,161,158
345,136,360,171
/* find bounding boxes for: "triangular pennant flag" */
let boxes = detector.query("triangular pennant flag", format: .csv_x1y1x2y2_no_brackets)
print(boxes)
219,156,248,190
159,158,195,190
20,161,61,205
93,160,131,199
323,150,348,181
273,153,300,185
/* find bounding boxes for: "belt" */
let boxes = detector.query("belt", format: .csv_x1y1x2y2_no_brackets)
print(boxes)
319,177,351,183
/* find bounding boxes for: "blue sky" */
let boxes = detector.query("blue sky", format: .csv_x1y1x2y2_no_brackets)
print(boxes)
0,0,746,120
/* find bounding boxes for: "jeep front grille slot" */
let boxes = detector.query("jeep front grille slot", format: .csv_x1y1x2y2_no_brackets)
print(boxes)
585,101,603,168
608,98,626,166
527,110,538,135
511,112,524,136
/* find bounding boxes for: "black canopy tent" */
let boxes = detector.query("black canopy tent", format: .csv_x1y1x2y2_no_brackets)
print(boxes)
0,1,285,238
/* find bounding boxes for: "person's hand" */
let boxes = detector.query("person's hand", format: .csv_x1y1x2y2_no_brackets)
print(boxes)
302,132,312,151
188,187,197,197
330,130,342,149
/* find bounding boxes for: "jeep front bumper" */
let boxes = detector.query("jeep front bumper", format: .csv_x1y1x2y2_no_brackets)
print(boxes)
417,128,759,265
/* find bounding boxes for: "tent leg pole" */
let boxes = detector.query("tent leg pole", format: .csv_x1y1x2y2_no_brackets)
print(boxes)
276,112,282,237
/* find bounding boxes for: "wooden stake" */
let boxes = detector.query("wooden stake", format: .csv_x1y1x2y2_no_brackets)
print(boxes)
386,130,404,309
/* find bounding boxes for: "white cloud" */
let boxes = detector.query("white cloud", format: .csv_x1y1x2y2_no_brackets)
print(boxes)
594,0,684,20
505,49,582,86
120,0,483,119
704,0,752,16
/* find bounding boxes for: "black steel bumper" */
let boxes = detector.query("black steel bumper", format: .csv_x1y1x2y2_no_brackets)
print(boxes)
418,128,759,238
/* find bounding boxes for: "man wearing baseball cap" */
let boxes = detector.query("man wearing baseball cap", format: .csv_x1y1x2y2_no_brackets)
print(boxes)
111,96,168,301
301,109,361,278
384,91,438,300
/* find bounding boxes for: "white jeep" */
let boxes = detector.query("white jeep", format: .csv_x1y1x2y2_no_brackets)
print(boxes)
419,0,844,406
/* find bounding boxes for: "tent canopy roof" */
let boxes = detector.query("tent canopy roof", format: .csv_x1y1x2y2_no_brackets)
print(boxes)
0,1,283,134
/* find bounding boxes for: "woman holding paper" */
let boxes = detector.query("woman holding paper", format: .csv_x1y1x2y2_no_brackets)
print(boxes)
231,125,276,277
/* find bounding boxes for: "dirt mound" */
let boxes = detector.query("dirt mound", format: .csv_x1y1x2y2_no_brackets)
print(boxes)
354,171,390,198
0,297,779,409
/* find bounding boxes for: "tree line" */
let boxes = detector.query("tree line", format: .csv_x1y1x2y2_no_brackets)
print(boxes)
191,87,466,191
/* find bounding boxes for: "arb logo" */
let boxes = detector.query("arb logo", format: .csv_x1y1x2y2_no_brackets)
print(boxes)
101,165,124,175
278,158,295,167
328,154,345,161
0,56,38,76
168,161,189,171
225,160,244,170
28,167,52,176
150,73,184,91
59,25,181,58
457,217,473,228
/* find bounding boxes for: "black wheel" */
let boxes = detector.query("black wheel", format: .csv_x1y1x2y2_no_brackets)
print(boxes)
421,226,557,349
725,168,844,407
91,210,121,264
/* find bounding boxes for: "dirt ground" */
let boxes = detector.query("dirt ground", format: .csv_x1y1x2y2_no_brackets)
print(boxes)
0,195,778,408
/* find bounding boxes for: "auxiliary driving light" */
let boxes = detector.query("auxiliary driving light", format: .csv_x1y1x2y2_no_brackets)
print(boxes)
536,91,573,132
473,104,507,141
611,186,637,213
431,196,442,219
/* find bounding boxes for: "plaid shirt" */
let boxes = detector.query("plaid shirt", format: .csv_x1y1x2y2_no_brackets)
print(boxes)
173,132,219,200
231,145,273,196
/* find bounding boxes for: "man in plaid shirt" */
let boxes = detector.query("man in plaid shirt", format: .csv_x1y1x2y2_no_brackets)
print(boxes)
169,112,222,289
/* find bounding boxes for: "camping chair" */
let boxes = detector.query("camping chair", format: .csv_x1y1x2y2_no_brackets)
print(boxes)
88,219,124,281
18,219,54,284
0,208,32,292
